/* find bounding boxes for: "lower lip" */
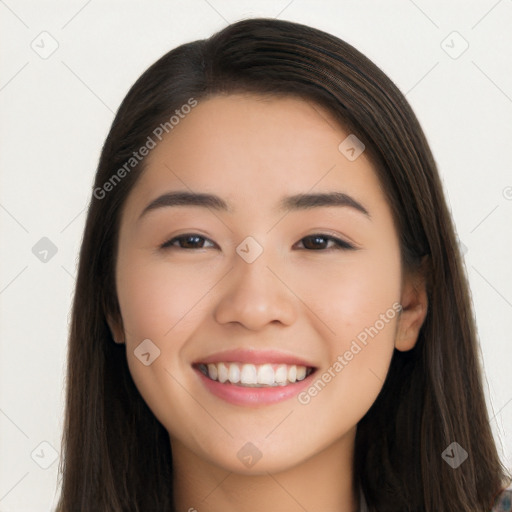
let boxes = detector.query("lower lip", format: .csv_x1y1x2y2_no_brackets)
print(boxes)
194,368,316,406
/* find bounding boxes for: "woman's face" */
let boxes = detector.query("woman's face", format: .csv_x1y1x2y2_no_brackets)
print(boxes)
112,93,410,474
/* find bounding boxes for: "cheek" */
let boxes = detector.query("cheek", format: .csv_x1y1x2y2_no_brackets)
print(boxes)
292,246,401,341
116,253,216,342
116,253,218,434
292,247,400,413
115,252,223,415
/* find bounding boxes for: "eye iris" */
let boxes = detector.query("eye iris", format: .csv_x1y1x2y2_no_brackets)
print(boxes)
181,235,203,248
304,235,328,250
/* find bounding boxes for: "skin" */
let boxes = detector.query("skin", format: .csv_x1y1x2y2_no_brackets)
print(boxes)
109,94,428,512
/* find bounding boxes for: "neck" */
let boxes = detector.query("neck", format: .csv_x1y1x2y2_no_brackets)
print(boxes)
171,427,359,512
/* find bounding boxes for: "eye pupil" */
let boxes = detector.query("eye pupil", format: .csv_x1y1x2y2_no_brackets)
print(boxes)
303,235,328,250
182,235,203,248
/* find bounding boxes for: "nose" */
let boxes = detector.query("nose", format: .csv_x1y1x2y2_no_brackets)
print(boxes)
213,247,297,331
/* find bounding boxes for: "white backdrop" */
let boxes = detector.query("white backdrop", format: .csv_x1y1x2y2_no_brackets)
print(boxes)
1,1,511,510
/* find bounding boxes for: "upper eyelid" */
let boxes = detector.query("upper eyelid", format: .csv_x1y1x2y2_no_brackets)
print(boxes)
161,234,217,248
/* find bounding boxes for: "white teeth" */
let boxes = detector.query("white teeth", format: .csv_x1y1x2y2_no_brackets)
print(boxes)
296,365,306,381
275,365,288,384
228,363,240,384
218,362,229,383
240,364,258,384
257,364,274,385
207,363,218,381
200,362,312,387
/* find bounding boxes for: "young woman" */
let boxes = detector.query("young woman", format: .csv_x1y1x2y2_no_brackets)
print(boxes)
56,18,511,512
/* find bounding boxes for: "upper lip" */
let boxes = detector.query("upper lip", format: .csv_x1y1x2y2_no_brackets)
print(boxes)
194,348,316,368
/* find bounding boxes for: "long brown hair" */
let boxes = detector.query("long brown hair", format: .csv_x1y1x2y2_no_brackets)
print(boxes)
56,18,510,511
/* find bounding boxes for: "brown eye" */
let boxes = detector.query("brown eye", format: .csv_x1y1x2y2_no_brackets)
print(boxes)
297,234,354,251
161,234,216,250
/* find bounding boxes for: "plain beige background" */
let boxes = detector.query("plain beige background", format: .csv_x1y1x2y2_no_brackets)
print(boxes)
1,1,511,510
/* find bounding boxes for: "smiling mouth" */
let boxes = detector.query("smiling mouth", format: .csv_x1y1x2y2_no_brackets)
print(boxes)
195,362,316,387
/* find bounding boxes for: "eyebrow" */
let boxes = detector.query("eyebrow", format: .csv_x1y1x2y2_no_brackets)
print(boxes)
138,190,371,220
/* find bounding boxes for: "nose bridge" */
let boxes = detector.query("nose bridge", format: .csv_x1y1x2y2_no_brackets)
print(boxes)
213,235,296,329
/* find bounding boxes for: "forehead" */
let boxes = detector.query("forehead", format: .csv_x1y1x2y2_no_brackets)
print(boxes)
122,93,388,221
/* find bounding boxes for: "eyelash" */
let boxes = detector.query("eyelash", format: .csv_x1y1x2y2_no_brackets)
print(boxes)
159,233,355,252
